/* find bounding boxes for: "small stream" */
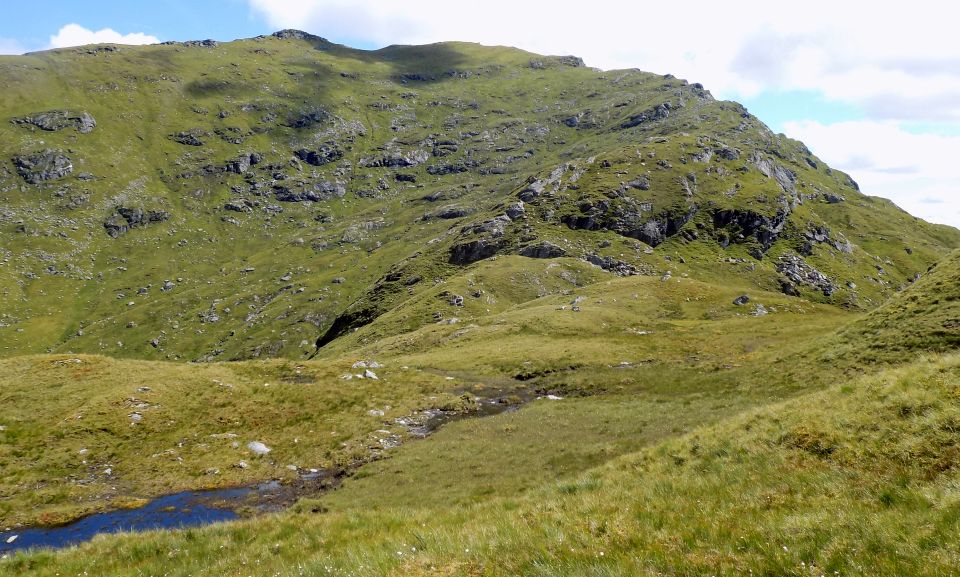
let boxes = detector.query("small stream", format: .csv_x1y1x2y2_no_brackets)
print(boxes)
1,380,546,555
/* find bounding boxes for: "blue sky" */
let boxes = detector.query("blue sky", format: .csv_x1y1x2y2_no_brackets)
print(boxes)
3,0,960,226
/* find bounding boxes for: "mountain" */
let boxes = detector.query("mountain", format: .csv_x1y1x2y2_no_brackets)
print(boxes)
0,30,956,363
3,31,960,574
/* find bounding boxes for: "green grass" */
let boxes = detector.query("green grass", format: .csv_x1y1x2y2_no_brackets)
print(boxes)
0,33,956,364
0,354,465,527
6,353,960,576
2,31,960,576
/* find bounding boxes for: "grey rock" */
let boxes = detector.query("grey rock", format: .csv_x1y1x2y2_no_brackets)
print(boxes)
103,207,171,238
224,199,254,212
12,110,96,133
449,238,502,265
294,146,343,166
505,201,526,220
428,205,474,220
286,106,331,129
170,131,205,146
619,102,671,129
13,150,73,183
584,253,638,276
776,254,835,296
247,441,271,456
519,241,566,259
628,176,651,190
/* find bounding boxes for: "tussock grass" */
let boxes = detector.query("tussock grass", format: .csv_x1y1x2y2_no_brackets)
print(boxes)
6,354,960,575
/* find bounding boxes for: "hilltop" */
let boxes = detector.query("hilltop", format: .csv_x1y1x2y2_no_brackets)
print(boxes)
0,30,956,364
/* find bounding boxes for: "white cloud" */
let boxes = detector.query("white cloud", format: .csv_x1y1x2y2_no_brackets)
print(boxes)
784,120,960,226
247,0,960,123
0,37,24,55
48,24,159,49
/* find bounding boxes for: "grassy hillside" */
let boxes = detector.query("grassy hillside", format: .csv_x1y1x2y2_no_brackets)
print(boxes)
6,352,960,576
825,249,960,364
3,30,960,576
0,31,956,364
0,265,853,527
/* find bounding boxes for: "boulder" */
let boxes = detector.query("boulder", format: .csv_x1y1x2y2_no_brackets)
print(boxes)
103,207,171,238
505,201,526,220
13,150,73,183
519,242,566,259
449,238,502,265
247,441,271,456
428,205,474,220
170,131,205,146
294,146,343,166
12,110,96,133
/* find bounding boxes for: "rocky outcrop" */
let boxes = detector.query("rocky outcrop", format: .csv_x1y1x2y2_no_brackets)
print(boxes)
170,131,205,146
584,253,638,275
12,110,96,133
225,152,262,174
13,150,73,183
361,150,430,168
294,146,343,167
519,242,566,259
619,102,671,129
286,107,331,129
751,151,797,197
103,207,171,238
776,254,835,296
449,238,503,265
562,201,696,248
426,205,474,220
711,209,787,250
274,181,345,202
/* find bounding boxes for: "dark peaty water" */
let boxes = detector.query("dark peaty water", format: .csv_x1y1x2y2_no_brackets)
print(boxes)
0,486,252,554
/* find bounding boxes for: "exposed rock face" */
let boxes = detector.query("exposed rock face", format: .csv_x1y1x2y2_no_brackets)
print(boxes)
505,202,526,220
427,205,474,220
272,29,328,42
519,242,566,259
449,238,502,265
712,209,787,250
12,110,96,133
751,151,797,197
170,131,205,146
558,55,586,67
274,181,345,202
294,146,343,167
619,102,671,129
224,199,254,212
776,254,836,296
225,153,262,174
13,150,73,183
286,107,330,129
361,150,429,168
562,202,696,248
103,207,171,237
584,253,638,276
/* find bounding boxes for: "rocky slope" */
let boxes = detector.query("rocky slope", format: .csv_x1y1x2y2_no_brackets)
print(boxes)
0,30,957,362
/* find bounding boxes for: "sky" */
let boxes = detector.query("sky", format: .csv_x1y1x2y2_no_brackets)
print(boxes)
2,1,959,227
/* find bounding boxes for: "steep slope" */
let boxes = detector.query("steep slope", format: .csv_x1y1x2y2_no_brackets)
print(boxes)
0,31,956,363
825,249,960,364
